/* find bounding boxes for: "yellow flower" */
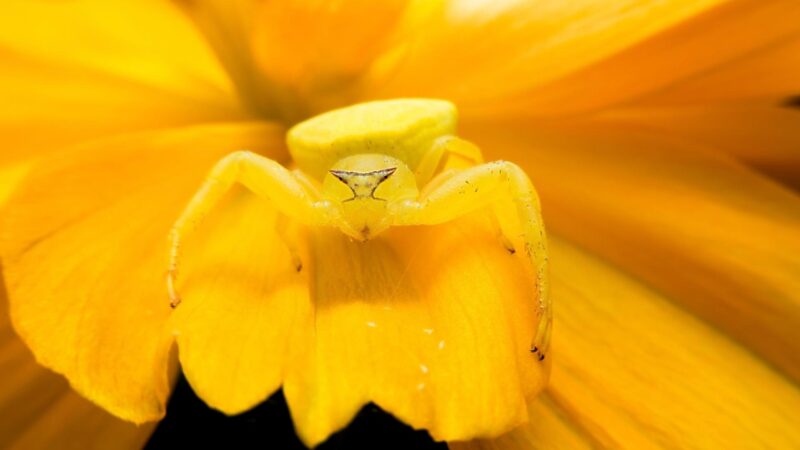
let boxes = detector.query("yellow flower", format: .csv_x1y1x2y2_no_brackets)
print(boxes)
1,0,800,448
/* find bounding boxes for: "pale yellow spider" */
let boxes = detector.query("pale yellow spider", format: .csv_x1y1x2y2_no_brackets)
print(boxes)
167,99,551,360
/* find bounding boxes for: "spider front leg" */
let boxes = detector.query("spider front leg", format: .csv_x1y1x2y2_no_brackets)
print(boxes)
393,161,551,359
167,150,336,308
415,136,520,249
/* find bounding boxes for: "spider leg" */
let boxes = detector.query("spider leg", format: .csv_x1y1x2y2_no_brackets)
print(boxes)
415,136,484,190
274,168,327,272
167,150,336,308
415,136,518,250
275,213,304,272
393,161,551,359
291,167,325,197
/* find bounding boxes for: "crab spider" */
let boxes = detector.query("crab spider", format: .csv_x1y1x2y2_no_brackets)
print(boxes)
167,99,551,359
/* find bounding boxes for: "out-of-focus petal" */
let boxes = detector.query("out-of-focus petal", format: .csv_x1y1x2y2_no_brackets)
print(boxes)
366,0,727,109
0,55,246,165
450,394,597,450
466,0,800,119
251,0,409,113
5,389,155,450
548,237,800,448
597,105,800,188
175,0,414,120
285,217,547,447
632,37,800,107
0,162,30,206
0,0,230,98
0,122,286,424
464,119,800,381
171,0,278,117
0,0,245,164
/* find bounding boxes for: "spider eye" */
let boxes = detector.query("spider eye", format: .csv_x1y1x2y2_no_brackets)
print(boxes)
328,168,397,200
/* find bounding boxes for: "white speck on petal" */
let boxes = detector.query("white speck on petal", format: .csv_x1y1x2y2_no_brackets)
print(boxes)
438,340,445,350
366,321,377,328
420,364,429,374
417,383,426,391
423,328,434,335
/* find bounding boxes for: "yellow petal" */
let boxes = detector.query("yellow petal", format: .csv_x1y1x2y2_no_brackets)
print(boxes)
252,0,410,115
0,0,229,98
252,0,408,88
464,119,800,381
5,390,155,450
0,0,245,163
0,161,31,207
168,196,549,446
458,236,800,448
450,393,597,450
0,57,245,165
168,190,311,415
284,218,547,446
546,237,800,448
0,122,286,423
0,281,153,449
597,105,800,188
634,37,800,107
366,0,725,109
177,0,412,120
470,0,800,119
0,337,62,445
171,0,280,118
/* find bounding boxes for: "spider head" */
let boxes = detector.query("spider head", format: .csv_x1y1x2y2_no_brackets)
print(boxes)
323,154,418,241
